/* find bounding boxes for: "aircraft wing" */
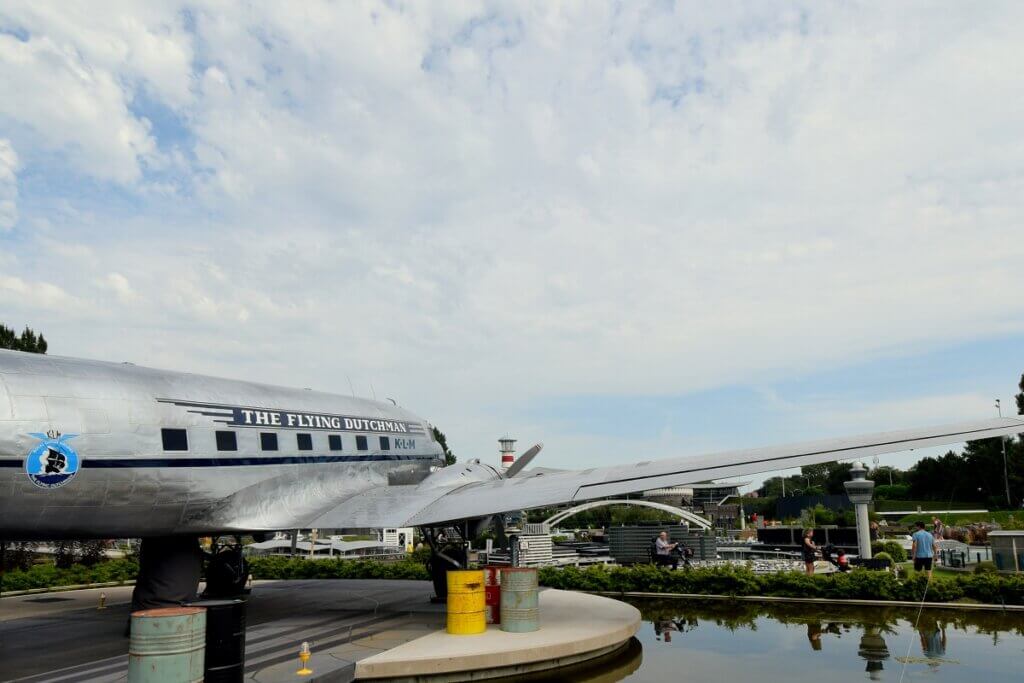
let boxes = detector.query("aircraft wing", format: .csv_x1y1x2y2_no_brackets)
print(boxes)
305,416,1024,529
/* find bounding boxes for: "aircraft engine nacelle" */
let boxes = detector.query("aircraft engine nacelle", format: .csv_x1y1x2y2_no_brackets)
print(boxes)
419,459,503,489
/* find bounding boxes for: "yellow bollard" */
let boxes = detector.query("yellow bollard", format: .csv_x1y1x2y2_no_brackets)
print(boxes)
296,641,313,676
446,570,486,635
97,592,107,610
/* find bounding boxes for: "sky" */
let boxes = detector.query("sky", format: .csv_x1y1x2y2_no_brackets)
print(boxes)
1,2,1022,490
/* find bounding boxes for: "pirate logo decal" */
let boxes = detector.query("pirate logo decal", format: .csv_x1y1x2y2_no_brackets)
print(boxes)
25,430,80,489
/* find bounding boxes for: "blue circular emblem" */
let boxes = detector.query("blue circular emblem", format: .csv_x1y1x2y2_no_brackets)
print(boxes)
25,432,80,489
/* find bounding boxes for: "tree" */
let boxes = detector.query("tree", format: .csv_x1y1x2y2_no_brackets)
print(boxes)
1016,373,1024,416
432,427,456,466
53,540,107,568
0,323,48,353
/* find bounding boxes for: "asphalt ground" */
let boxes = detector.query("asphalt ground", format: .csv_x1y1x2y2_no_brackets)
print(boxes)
0,579,444,683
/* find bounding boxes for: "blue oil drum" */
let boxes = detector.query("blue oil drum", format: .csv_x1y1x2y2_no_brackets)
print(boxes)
128,606,206,683
499,567,539,633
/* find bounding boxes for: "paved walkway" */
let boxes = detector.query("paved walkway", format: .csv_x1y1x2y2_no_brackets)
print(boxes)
1,580,444,682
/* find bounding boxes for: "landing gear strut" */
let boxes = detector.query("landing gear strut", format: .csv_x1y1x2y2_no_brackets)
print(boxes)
130,536,250,614
423,526,467,602
202,536,250,599
131,536,204,612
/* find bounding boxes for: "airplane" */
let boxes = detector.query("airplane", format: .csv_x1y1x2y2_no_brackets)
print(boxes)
2,348,1022,607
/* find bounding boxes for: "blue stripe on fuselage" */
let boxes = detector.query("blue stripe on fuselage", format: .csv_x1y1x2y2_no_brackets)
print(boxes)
0,454,435,468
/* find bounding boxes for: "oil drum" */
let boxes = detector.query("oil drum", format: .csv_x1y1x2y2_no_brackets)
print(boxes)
499,567,539,633
128,606,206,683
185,598,246,682
446,569,486,634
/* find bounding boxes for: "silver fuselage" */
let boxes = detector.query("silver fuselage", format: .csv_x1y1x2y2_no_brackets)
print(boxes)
0,351,443,539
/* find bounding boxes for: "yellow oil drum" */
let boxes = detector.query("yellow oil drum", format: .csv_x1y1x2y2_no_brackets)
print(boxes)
446,570,486,635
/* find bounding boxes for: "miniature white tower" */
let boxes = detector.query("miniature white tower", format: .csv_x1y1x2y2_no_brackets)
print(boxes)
845,462,875,560
499,437,517,471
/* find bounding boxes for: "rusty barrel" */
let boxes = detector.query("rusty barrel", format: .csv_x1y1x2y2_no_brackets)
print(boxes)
499,567,539,633
482,565,502,624
446,570,486,634
128,606,206,683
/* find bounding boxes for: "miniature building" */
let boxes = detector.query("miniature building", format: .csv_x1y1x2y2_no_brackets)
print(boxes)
989,530,1024,572
643,481,749,510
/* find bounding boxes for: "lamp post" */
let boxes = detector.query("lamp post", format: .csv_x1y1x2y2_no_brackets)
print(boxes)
996,399,1012,507
844,462,875,560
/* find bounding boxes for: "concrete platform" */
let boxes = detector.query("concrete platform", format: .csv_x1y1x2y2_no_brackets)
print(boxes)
1,580,640,683
355,590,641,681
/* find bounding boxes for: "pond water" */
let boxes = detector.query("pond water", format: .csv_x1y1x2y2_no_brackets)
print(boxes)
543,599,1024,682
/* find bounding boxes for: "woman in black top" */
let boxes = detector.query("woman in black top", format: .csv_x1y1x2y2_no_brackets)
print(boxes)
802,528,817,576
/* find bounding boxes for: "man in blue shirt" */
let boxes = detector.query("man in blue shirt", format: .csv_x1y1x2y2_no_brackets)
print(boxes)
911,520,935,578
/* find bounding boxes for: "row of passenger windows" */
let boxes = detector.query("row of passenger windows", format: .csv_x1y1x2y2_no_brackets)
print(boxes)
161,428,391,453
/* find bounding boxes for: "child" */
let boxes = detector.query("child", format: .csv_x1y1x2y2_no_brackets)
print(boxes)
836,549,850,572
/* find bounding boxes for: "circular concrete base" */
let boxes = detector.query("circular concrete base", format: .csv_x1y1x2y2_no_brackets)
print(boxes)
354,589,641,681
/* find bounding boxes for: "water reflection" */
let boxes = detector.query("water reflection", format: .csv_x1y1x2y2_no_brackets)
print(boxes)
604,600,1021,682
521,599,1023,682
857,625,890,680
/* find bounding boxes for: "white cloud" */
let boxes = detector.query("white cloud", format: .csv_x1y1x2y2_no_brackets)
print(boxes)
1,3,1023,467
0,139,18,230
99,272,139,304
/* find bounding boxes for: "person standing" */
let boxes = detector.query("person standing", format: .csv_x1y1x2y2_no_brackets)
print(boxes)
911,520,935,579
802,528,817,576
931,517,945,540
654,531,679,570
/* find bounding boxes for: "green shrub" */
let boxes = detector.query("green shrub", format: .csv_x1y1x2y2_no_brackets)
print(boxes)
871,541,907,563
873,552,893,563
533,564,1024,606
0,558,138,592
246,557,429,581
874,484,910,500
974,561,998,574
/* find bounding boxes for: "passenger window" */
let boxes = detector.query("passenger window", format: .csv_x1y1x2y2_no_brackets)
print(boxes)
297,433,313,451
260,432,278,451
379,436,390,450
356,435,368,451
215,431,237,452
161,428,188,451
328,434,342,451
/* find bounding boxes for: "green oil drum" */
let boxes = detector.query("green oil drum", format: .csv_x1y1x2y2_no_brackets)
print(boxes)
499,567,539,633
129,606,206,683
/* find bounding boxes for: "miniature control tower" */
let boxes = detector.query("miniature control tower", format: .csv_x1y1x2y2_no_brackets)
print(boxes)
499,437,517,471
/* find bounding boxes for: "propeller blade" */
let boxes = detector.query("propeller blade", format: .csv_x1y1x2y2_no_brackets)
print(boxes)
504,442,544,478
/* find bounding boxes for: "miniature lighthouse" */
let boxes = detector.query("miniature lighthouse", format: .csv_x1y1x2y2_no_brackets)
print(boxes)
499,437,517,471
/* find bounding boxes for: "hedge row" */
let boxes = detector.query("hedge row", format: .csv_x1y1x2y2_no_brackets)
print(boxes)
247,556,430,581
536,564,1024,605
6,557,1024,607
1,558,139,592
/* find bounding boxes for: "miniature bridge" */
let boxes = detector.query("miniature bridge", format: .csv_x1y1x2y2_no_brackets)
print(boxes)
543,499,712,530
